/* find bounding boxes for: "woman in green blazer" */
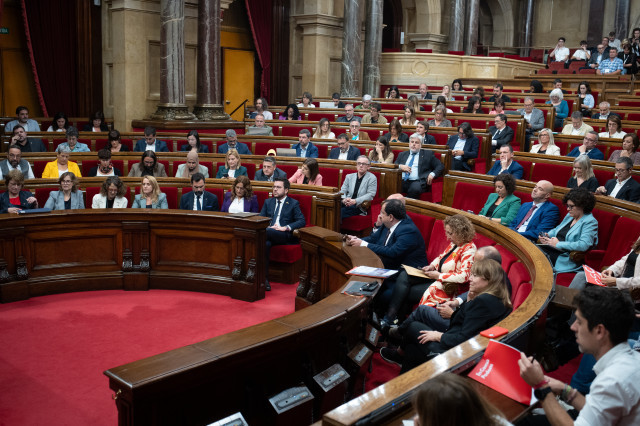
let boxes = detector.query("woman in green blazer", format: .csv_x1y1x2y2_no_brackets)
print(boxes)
478,174,521,225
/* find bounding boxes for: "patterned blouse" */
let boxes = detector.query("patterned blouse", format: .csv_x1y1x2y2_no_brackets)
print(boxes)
419,242,477,306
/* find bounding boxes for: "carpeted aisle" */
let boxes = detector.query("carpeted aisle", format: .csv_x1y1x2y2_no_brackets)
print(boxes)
0,285,297,426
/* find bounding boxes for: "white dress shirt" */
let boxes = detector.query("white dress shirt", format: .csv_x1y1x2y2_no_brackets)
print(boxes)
610,176,632,198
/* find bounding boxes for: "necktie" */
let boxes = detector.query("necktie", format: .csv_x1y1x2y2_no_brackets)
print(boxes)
271,200,281,226
196,194,202,211
404,153,416,181
516,204,537,229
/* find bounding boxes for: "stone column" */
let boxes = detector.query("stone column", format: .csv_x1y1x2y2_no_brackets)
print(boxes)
520,0,534,57
340,0,362,97
464,0,480,55
362,0,383,97
193,0,229,120
151,0,195,120
449,0,466,52
615,0,630,41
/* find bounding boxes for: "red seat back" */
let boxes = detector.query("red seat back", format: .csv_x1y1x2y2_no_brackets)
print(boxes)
86,187,101,207
318,167,340,188
254,142,291,156
287,193,313,226
599,217,640,269
451,182,494,213
530,163,572,187
590,208,619,251
159,187,179,209
33,160,49,178
35,187,57,208
427,220,449,262
407,212,435,253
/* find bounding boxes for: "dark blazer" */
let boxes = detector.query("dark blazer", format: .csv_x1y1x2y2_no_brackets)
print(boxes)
489,94,511,103
292,142,319,158
380,132,409,143
88,166,122,177
17,139,47,153
487,160,524,179
567,147,604,160
395,149,444,181
329,145,360,161
604,178,640,202
215,166,248,179
259,196,306,230
591,112,621,120
0,190,37,213
336,115,362,123
446,135,479,171
134,139,169,152
180,144,210,153
82,123,110,132
567,176,599,193
509,201,560,241
217,142,250,155
422,134,436,145
362,219,428,270
254,168,287,182
221,192,259,213
488,125,514,149
179,190,219,211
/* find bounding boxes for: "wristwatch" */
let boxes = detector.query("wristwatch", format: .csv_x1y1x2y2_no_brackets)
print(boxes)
534,386,554,401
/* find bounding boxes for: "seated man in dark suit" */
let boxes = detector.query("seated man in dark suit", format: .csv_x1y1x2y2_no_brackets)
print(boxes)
488,82,511,103
509,180,559,241
10,125,47,153
595,157,640,202
591,101,621,120
259,178,306,291
329,134,360,161
488,113,514,150
447,122,479,171
134,126,169,152
218,129,251,155
179,172,219,211
292,129,318,158
567,131,604,160
395,133,444,199
487,144,524,179
254,157,287,182
336,104,361,123
415,121,436,145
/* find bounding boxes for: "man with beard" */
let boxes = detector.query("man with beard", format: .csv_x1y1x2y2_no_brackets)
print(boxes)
10,125,46,153
127,151,168,177
0,145,35,179
179,172,219,211
88,149,123,177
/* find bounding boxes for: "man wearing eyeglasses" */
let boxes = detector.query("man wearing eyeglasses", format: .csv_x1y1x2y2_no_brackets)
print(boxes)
595,157,640,202
396,133,444,199
567,131,604,160
329,133,360,161
340,155,377,219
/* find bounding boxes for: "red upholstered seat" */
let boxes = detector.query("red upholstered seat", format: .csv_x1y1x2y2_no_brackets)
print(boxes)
315,144,328,158
362,128,382,141
555,273,576,287
578,68,596,74
568,60,585,71
495,245,519,271
278,164,299,179
35,187,57,208
318,167,340,188
85,187,101,207
517,160,533,181
158,187,178,209
254,190,270,210
508,262,531,289
427,220,449,262
407,212,435,248
269,193,313,264
585,216,640,271
556,69,574,75
281,126,313,137
33,160,49,178
451,182,494,213
593,169,613,186
473,233,494,248
512,282,532,309
307,112,337,122
530,163,572,187
537,69,555,75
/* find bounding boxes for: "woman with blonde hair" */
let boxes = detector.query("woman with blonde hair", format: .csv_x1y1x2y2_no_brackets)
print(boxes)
407,95,424,112
530,128,561,155
216,149,248,179
313,118,335,139
132,175,168,208
567,155,598,192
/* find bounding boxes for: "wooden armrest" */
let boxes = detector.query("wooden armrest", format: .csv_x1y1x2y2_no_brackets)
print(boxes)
360,200,371,211
552,286,579,310
569,251,586,264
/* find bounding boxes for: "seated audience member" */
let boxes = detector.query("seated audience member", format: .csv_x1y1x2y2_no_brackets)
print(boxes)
530,128,561,155
415,120,436,145
609,31,621,49
550,78,569,94
88,149,123,177
279,103,301,121
329,133,360,160
215,149,246,179
549,36,570,62
340,156,377,219
221,175,259,213
435,96,453,114
519,286,640,426
381,258,511,373
92,176,128,208
451,79,463,91
488,144,524,179
0,170,38,213
562,111,594,136
529,79,544,93
108,129,129,152
249,97,273,120
82,111,110,132
571,40,591,61
489,82,511,102
0,145,35,179
479,174,521,225
134,126,168,152
539,188,598,273
595,157,640,202
56,126,90,152
361,102,388,125
462,96,483,114
336,104,361,123
597,46,624,75
5,106,40,132
399,106,418,126
386,85,402,99
584,43,606,71
598,115,626,139
128,151,168,177
576,80,595,117
591,101,620,120
347,120,370,141
428,105,452,128
132,176,168,209
180,130,209,153
42,146,82,179
490,98,506,116
619,41,637,74
447,122,479,171
47,112,70,132
567,131,604,160
218,129,251,155
178,151,211,178
288,158,323,186
380,119,408,143
44,172,84,210
518,97,545,151
474,86,486,100
297,91,315,108
407,95,425,112
396,133,444,199
488,113,514,150
546,88,569,130
11,125,46,152
608,133,640,165
260,178,306,291
411,373,513,426
292,129,318,157
415,83,432,100
439,84,455,101
369,136,394,164
179,172,219,211
509,180,560,241
313,118,336,139
246,113,274,136
255,156,287,182
331,92,345,108
568,155,599,192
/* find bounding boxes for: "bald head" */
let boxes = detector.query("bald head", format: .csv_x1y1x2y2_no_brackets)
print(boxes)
475,246,502,264
386,193,406,205
532,180,553,202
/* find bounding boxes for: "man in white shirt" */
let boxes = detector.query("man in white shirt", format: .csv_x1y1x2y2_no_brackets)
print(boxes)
0,145,35,179
561,111,594,136
571,40,591,61
549,37,570,62
595,157,640,202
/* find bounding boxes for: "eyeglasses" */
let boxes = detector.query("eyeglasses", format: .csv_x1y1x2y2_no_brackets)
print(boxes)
356,162,370,166
566,203,576,210
615,168,630,174
61,180,72,184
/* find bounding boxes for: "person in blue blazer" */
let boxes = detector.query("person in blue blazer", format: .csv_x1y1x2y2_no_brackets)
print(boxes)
509,180,560,241
221,176,259,213
478,174,521,225
134,126,169,152
179,173,219,211
566,132,604,160
539,188,598,273
292,129,319,158
217,129,252,155
487,144,524,179
446,122,479,171
44,171,85,210
328,135,361,161
132,176,169,209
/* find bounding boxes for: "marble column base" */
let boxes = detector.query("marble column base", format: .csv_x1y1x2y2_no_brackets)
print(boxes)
193,104,231,121
407,33,449,52
150,103,196,121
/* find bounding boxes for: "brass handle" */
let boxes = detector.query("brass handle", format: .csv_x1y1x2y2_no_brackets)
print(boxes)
112,389,122,401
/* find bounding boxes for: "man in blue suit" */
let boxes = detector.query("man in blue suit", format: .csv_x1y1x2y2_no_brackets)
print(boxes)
567,132,604,160
179,173,219,211
509,180,559,241
134,126,169,152
260,178,306,291
292,129,318,158
446,122,479,171
487,144,524,179
218,129,252,155
329,134,360,160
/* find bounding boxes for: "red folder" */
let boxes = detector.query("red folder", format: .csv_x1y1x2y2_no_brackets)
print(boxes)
583,265,605,286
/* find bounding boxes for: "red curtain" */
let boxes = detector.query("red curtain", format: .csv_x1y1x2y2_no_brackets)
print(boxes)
245,0,273,102
21,0,79,117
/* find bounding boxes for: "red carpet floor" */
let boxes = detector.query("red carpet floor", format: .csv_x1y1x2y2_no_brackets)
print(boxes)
0,284,297,426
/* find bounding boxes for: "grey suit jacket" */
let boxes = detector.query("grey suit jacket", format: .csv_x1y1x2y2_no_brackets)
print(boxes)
132,193,169,209
517,107,545,131
340,172,377,206
44,190,85,210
